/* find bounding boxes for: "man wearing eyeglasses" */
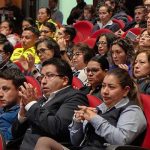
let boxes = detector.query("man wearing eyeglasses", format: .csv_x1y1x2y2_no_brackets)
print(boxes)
11,58,88,150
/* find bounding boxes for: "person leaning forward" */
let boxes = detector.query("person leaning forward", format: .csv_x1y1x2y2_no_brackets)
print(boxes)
11,58,88,150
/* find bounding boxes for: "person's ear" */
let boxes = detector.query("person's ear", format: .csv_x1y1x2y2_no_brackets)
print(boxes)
123,86,130,97
62,76,69,86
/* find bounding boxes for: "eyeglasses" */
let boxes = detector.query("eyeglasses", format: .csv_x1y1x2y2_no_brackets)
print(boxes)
72,52,83,57
40,72,64,80
96,41,107,46
40,30,51,34
37,48,49,55
85,68,101,74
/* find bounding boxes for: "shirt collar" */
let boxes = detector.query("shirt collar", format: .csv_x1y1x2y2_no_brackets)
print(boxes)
98,20,113,28
97,97,129,114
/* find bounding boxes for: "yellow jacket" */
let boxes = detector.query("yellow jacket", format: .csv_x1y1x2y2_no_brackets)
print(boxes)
36,19,57,30
10,47,40,64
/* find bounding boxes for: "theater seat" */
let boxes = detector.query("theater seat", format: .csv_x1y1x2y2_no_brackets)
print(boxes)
112,18,125,29
73,31,84,44
87,94,102,107
82,37,97,49
73,20,93,39
90,28,112,39
140,94,150,149
25,76,42,98
72,76,84,90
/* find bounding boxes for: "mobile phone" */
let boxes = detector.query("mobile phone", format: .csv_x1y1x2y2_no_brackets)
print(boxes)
125,31,137,41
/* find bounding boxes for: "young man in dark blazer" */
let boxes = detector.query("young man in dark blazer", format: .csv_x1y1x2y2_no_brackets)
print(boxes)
11,58,88,150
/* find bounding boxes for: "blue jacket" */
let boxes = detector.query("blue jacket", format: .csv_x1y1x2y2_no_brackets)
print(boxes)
0,105,19,142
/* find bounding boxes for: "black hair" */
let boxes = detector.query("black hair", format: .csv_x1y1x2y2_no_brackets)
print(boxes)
42,22,56,32
42,58,73,85
0,39,14,55
22,17,37,28
23,26,40,37
90,55,109,71
35,37,61,58
0,68,26,88
0,34,7,41
64,25,76,41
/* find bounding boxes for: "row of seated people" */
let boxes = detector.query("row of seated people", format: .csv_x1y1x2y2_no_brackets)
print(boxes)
0,56,149,150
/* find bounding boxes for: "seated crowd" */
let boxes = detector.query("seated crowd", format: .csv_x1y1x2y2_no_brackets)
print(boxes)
0,0,150,150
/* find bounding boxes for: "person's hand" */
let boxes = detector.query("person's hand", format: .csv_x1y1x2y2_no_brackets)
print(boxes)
118,64,129,72
18,54,35,72
19,82,38,106
57,38,67,50
78,106,97,121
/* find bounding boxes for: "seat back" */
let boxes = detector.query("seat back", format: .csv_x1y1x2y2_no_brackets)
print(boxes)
25,76,42,98
72,76,84,90
73,31,84,44
87,94,102,107
73,20,93,39
127,15,133,22
140,94,150,149
90,28,112,39
112,18,125,29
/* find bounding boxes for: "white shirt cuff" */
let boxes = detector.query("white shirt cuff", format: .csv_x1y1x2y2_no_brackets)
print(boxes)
25,101,37,111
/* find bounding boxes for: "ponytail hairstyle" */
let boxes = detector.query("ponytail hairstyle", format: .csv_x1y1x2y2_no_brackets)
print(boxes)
107,68,141,106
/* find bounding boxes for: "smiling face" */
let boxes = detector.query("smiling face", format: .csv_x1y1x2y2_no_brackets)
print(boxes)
111,44,127,65
101,74,129,108
133,52,150,79
0,78,19,108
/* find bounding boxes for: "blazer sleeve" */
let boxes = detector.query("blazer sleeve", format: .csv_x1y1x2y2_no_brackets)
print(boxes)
26,91,88,138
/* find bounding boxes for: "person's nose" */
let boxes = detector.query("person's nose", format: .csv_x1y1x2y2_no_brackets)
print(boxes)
0,89,4,99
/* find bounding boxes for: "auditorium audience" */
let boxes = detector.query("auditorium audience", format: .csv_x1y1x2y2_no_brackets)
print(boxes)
11,58,88,150
33,68,147,150
0,1,149,149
